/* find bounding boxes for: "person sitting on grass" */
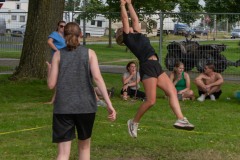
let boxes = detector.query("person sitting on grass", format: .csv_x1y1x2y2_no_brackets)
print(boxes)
121,61,146,101
194,63,224,102
169,61,195,101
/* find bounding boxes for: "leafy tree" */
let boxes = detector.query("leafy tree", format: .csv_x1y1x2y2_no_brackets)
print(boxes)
204,0,240,30
11,0,65,80
177,0,203,24
65,0,81,11
204,0,240,13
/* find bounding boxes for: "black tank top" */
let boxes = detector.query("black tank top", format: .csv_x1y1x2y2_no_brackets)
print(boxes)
123,32,157,63
54,46,97,114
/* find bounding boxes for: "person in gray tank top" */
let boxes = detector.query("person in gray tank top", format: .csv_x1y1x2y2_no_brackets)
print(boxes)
46,22,116,160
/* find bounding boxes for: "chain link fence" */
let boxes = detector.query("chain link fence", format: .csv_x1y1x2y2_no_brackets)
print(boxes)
0,11,240,80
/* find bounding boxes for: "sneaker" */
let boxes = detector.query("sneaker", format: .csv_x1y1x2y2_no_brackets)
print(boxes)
97,100,106,107
173,117,194,131
127,119,139,138
197,94,206,102
210,94,216,101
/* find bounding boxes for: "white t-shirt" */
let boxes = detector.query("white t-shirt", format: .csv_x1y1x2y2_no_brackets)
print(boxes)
123,72,140,90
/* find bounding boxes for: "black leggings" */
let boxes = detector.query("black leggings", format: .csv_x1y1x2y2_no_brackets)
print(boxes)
121,88,146,99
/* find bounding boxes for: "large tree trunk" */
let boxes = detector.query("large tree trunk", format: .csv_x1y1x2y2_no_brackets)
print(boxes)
11,0,65,80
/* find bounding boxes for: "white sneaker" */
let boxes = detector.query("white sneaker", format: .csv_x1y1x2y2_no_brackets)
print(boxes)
173,117,194,131
127,119,139,138
97,100,106,107
197,94,206,102
210,94,216,101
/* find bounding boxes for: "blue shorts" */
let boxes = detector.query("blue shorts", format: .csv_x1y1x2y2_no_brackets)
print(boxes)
52,113,95,143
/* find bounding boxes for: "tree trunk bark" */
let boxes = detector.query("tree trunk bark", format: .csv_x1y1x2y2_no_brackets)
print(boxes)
11,0,65,80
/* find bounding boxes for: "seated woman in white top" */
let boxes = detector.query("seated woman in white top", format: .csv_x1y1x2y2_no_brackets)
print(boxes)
121,61,146,101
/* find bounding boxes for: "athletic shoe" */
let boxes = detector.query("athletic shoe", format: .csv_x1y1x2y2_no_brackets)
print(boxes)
173,117,194,131
97,100,106,107
210,94,216,101
127,119,139,138
197,94,206,102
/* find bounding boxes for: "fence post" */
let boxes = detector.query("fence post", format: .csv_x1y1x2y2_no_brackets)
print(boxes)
159,12,163,65
213,14,217,41
82,0,86,45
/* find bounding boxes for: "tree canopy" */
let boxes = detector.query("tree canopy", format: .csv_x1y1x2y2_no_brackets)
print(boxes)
204,0,240,13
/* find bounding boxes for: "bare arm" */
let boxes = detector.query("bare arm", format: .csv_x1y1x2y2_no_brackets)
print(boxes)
208,73,224,87
126,0,141,32
194,74,207,91
47,38,58,51
120,0,130,34
89,49,116,121
179,72,191,93
169,72,178,85
47,51,60,89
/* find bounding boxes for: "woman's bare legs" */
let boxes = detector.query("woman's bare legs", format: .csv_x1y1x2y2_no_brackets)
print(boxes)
57,141,71,160
128,77,157,138
78,138,91,160
133,77,157,123
128,73,194,138
156,73,184,119
181,90,195,99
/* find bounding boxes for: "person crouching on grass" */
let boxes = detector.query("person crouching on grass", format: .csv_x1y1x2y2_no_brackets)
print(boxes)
46,22,116,160
116,0,194,138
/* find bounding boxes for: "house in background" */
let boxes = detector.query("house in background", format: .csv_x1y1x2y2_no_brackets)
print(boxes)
0,0,28,32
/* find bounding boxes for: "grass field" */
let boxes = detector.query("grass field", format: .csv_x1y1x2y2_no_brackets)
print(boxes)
0,73,240,160
1,36,240,73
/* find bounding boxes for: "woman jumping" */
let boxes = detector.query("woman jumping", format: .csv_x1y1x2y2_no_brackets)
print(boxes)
116,0,194,138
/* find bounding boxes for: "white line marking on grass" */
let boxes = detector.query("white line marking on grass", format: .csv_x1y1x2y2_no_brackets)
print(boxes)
0,126,49,135
1,121,239,138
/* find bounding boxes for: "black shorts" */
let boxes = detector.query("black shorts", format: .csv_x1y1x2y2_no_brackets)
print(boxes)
52,113,95,143
198,90,222,99
139,60,164,81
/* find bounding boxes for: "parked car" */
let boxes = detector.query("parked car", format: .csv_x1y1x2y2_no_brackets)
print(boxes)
193,27,209,36
174,23,195,37
11,24,26,37
231,28,240,39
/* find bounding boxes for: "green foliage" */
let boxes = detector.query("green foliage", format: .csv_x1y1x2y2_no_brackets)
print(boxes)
204,0,240,28
205,0,240,13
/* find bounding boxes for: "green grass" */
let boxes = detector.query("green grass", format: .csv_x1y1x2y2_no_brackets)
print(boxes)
1,74,240,160
1,36,240,76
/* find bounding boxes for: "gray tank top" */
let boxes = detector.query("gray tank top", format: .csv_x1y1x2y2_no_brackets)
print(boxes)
54,46,97,114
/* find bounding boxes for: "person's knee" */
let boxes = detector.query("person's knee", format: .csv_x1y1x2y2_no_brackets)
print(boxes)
165,87,177,96
145,98,156,106
189,90,194,96
78,139,90,150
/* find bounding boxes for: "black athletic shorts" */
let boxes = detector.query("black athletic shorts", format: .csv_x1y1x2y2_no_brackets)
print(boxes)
198,90,222,99
139,60,164,81
52,113,95,143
